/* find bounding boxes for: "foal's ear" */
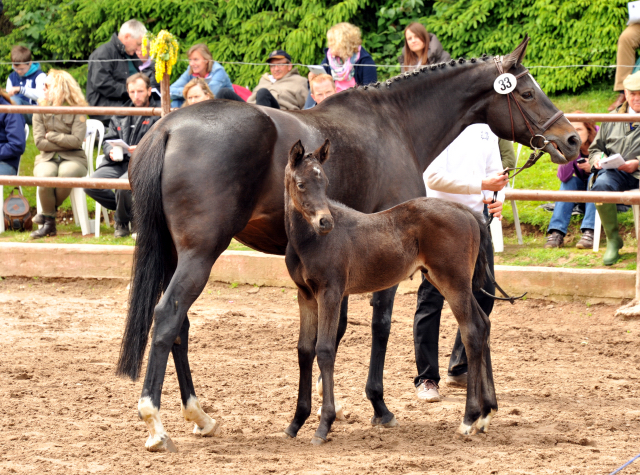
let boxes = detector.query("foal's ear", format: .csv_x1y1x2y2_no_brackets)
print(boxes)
502,35,530,72
315,139,331,165
289,140,305,168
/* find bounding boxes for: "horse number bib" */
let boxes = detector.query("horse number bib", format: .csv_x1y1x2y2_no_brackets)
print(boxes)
493,73,517,94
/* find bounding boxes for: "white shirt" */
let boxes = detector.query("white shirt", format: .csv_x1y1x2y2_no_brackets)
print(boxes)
424,124,505,214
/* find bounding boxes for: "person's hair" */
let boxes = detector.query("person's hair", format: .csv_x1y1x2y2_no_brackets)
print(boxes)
39,69,88,107
183,78,214,104
119,19,147,39
326,23,362,60
571,110,597,156
401,22,430,72
188,43,214,75
310,74,335,95
126,72,151,89
0,88,13,104
11,45,32,64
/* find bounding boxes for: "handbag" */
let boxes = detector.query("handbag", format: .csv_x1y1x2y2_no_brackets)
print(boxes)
3,187,33,231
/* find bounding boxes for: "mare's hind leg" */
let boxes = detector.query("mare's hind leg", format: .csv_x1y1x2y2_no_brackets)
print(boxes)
172,317,220,437
285,290,319,438
367,285,399,427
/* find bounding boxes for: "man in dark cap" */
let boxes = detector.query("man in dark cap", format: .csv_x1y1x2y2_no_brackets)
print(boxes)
247,49,308,110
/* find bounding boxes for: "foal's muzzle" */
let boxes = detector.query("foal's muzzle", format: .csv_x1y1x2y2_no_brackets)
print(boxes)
315,213,334,235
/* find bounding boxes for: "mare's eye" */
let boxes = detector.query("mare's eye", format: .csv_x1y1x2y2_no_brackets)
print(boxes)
297,182,305,191
522,91,533,99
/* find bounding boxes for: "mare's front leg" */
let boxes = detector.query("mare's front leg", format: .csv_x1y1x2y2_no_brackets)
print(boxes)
285,290,318,438
172,317,220,437
367,285,399,427
474,299,498,434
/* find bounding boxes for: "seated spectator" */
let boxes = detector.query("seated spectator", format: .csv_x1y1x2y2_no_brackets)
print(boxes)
545,113,598,249
86,19,146,126
610,23,640,111
136,48,160,97
399,22,451,72
5,45,46,125
170,44,233,108
31,70,88,239
589,71,640,265
84,73,161,238
183,78,214,105
304,74,336,109
0,87,26,176
247,50,308,110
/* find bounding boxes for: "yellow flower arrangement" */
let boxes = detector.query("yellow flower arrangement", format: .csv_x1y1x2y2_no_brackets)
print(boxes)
142,30,179,84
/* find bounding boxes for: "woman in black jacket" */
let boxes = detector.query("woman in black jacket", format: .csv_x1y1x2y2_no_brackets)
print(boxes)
399,22,451,72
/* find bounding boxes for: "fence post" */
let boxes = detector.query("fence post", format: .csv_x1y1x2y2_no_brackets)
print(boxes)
161,75,171,117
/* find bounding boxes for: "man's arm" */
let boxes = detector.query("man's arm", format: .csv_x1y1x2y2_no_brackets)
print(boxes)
20,71,46,102
87,61,127,102
498,139,517,169
0,113,25,160
588,126,607,169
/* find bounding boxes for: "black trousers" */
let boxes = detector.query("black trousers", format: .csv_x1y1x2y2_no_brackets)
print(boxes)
413,234,495,386
255,88,280,109
215,87,245,102
84,162,132,225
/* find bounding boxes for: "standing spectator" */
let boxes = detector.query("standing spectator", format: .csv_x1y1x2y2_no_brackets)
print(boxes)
170,44,233,108
247,50,308,110
399,22,451,72
545,114,598,249
413,124,508,402
84,73,161,238
0,87,26,175
610,24,640,111
5,45,46,125
86,19,146,125
31,70,88,239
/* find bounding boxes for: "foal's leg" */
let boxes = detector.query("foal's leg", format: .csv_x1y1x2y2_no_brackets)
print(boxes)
285,290,319,438
367,285,399,427
474,299,498,433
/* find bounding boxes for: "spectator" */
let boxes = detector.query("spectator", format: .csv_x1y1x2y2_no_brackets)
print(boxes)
5,45,46,125
169,44,233,108
545,113,598,249
321,23,377,90
399,22,451,72
0,87,26,175
183,78,214,105
589,71,640,265
610,24,640,111
86,19,146,126
136,48,160,97
247,50,308,110
31,70,88,239
307,74,336,108
84,73,161,238
413,124,508,402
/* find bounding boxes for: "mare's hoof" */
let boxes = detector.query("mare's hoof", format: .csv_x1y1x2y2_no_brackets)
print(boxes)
145,435,178,453
311,436,326,446
283,426,297,439
370,414,398,428
193,418,221,437
456,421,474,437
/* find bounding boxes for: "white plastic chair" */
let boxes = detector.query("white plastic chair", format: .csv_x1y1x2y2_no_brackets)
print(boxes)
84,120,110,236
0,124,29,234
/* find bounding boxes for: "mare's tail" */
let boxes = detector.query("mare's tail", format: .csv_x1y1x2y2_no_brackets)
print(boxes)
470,210,491,292
115,126,172,381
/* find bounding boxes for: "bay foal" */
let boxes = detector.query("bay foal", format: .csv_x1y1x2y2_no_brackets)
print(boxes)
283,140,496,444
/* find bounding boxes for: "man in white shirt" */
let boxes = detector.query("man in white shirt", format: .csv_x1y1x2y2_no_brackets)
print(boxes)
414,123,509,402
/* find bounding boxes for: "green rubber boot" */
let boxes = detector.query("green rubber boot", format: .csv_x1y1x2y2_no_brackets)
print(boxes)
596,203,623,265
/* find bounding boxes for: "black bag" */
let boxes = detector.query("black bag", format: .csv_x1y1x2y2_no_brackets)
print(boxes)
3,187,32,231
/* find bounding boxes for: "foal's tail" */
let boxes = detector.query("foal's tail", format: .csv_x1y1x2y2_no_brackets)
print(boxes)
116,125,172,381
470,210,491,292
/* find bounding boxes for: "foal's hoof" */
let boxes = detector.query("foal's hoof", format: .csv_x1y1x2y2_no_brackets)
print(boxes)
193,418,221,437
311,436,327,446
317,404,346,421
370,414,398,428
145,435,178,453
474,409,497,434
456,421,474,437
283,426,297,439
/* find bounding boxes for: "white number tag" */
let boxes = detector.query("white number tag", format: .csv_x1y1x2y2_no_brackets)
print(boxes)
493,73,517,94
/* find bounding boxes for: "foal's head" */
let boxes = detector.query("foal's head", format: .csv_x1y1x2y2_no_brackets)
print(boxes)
285,139,334,235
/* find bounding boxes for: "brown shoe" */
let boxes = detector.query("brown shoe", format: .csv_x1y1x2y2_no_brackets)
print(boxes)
576,229,594,249
544,231,564,248
608,92,625,112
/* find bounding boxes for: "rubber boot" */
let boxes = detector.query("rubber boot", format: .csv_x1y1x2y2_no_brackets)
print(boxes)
30,216,57,239
596,203,623,265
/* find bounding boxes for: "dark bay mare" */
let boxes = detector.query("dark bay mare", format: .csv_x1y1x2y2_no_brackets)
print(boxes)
284,139,495,444
116,37,580,452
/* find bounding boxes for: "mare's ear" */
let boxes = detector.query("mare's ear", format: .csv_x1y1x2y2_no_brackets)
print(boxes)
289,140,305,168
502,35,529,72
316,139,331,165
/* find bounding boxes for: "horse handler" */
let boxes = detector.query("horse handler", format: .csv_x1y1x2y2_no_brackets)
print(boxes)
413,123,509,402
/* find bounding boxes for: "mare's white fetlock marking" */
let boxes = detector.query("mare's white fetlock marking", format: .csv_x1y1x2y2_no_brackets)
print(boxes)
457,421,474,436
317,401,345,421
181,395,221,437
138,397,177,452
475,408,497,434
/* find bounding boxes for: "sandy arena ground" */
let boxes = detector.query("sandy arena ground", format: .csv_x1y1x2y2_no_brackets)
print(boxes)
1,276,639,474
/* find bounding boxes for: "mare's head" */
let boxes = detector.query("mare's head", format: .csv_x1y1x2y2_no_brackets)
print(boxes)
285,140,334,235
485,36,580,164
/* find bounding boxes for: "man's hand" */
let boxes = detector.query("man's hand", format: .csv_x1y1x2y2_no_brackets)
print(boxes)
618,159,639,174
481,171,509,192
577,160,591,172
109,150,114,160
483,199,503,220
308,72,317,82
128,145,137,153
6,86,20,96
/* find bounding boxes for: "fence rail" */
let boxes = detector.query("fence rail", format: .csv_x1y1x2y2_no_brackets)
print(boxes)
0,177,129,189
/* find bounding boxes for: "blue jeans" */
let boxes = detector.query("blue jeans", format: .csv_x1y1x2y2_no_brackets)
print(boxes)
547,175,596,235
0,161,18,176
11,95,33,125
591,168,640,193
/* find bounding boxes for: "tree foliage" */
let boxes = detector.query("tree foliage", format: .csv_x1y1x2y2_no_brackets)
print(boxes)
0,0,631,93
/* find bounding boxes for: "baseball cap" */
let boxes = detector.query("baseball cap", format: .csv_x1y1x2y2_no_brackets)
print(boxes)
267,49,292,63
